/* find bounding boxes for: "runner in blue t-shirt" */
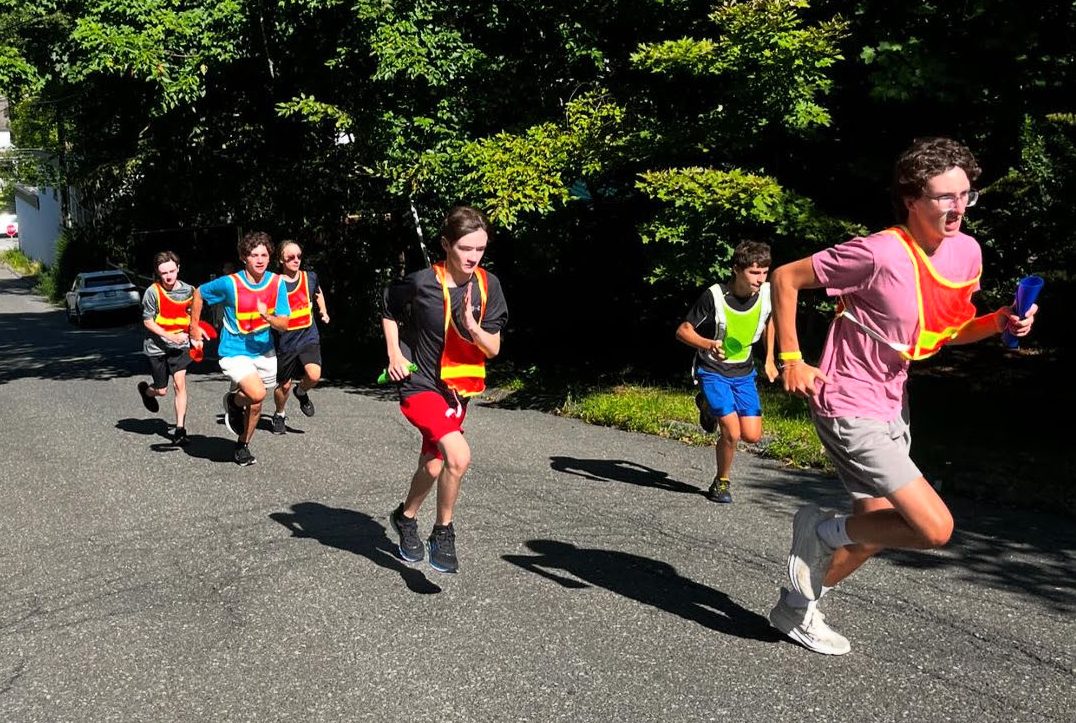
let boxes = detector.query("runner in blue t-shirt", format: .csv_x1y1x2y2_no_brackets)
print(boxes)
190,231,291,466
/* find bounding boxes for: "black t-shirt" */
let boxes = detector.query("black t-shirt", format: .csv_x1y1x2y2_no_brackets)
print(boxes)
383,266,509,400
273,271,321,354
683,283,759,378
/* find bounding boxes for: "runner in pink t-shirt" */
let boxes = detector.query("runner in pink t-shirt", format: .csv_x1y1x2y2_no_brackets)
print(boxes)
765,137,1038,656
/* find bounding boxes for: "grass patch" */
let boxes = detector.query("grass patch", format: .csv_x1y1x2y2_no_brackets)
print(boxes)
556,383,830,470
0,248,42,278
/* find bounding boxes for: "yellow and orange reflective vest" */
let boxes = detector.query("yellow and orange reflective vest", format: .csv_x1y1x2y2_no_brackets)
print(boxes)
838,226,979,361
284,271,314,331
230,272,280,334
433,262,488,397
153,283,192,334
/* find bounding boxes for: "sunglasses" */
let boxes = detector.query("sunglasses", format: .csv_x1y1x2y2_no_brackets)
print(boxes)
284,254,302,261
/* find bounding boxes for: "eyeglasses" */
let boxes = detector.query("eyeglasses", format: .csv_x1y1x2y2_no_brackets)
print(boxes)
925,190,978,210
285,254,302,261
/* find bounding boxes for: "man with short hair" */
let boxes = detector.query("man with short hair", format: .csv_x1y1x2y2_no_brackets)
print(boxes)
768,137,1037,655
675,240,778,503
137,250,194,445
190,231,291,466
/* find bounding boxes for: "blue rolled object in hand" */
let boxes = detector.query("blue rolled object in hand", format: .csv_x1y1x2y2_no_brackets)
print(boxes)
1001,275,1044,349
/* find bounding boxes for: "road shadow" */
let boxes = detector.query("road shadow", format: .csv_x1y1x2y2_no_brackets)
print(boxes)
504,539,780,642
269,502,441,595
754,466,1076,613
0,302,221,384
549,456,704,496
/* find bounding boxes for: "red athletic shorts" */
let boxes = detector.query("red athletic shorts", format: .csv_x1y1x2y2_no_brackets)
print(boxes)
400,391,467,459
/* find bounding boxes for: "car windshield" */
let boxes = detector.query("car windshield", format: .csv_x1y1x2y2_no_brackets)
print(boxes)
84,274,130,289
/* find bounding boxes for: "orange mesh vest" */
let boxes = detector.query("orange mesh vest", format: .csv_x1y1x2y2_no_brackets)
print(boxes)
837,226,979,361
433,263,488,397
153,283,192,333
284,271,313,330
231,272,279,334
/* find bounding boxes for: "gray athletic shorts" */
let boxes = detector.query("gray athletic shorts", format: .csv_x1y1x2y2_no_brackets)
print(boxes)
811,410,922,499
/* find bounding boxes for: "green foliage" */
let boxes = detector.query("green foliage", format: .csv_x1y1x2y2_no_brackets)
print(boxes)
0,247,43,277
462,92,626,228
69,0,245,112
633,0,847,133
636,166,861,286
558,383,830,469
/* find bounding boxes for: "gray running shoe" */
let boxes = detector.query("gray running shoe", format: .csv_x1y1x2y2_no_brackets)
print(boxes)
294,387,315,417
271,413,286,435
787,504,835,601
389,504,424,563
769,588,850,655
233,444,256,466
427,523,459,573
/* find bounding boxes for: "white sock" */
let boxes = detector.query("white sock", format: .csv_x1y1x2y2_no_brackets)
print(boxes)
817,514,853,549
820,585,833,599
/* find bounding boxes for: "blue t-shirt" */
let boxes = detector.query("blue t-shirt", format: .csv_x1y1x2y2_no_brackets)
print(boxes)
199,271,291,357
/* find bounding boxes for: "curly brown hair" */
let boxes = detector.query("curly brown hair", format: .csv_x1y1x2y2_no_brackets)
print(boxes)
731,240,771,270
238,230,273,260
892,137,982,222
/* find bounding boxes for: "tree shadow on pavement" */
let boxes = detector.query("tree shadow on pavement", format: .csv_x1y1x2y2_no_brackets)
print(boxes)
504,539,780,642
269,502,441,595
549,456,705,496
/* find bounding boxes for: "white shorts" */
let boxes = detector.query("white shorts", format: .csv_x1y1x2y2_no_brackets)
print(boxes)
219,352,278,391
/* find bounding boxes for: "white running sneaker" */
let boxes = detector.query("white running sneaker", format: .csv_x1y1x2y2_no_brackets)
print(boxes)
787,504,836,601
769,588,850,656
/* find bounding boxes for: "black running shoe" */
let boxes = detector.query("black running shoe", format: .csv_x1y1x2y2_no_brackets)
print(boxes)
294,387,315,417
707,477,732,503
271,413,286,435
234,443,256,466
695,392,716,434
138,381,160,413
389,504,424,563
428,523,459,573
173,426,190,446
222,392,244,435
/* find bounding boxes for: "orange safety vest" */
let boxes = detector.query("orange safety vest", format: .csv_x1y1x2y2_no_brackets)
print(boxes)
433,262,488,397
284,271,313,330
230,272,280,334
837,226,979,361
153,283,192,333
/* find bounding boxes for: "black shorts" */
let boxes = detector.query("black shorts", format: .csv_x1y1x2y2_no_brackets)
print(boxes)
148,348,192,389
276,343,322,384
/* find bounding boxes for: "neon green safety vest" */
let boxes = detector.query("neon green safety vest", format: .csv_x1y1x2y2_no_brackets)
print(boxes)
707,281,771,364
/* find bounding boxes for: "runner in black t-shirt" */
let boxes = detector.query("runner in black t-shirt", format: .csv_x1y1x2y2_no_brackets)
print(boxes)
270,241,330,434
382,206,509,573
675,240,778,503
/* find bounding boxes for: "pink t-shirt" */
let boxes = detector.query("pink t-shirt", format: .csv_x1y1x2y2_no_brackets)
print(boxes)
810,229,982,420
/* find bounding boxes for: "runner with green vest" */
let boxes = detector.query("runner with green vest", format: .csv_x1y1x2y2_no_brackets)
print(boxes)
675,240,778,503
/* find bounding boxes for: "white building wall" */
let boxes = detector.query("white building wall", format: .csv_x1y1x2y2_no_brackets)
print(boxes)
14,186,64,266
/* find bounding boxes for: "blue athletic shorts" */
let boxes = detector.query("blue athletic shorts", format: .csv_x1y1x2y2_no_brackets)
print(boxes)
696,367,762,418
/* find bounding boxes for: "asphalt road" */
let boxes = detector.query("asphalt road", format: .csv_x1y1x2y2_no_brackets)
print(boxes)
1,264,1073,722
